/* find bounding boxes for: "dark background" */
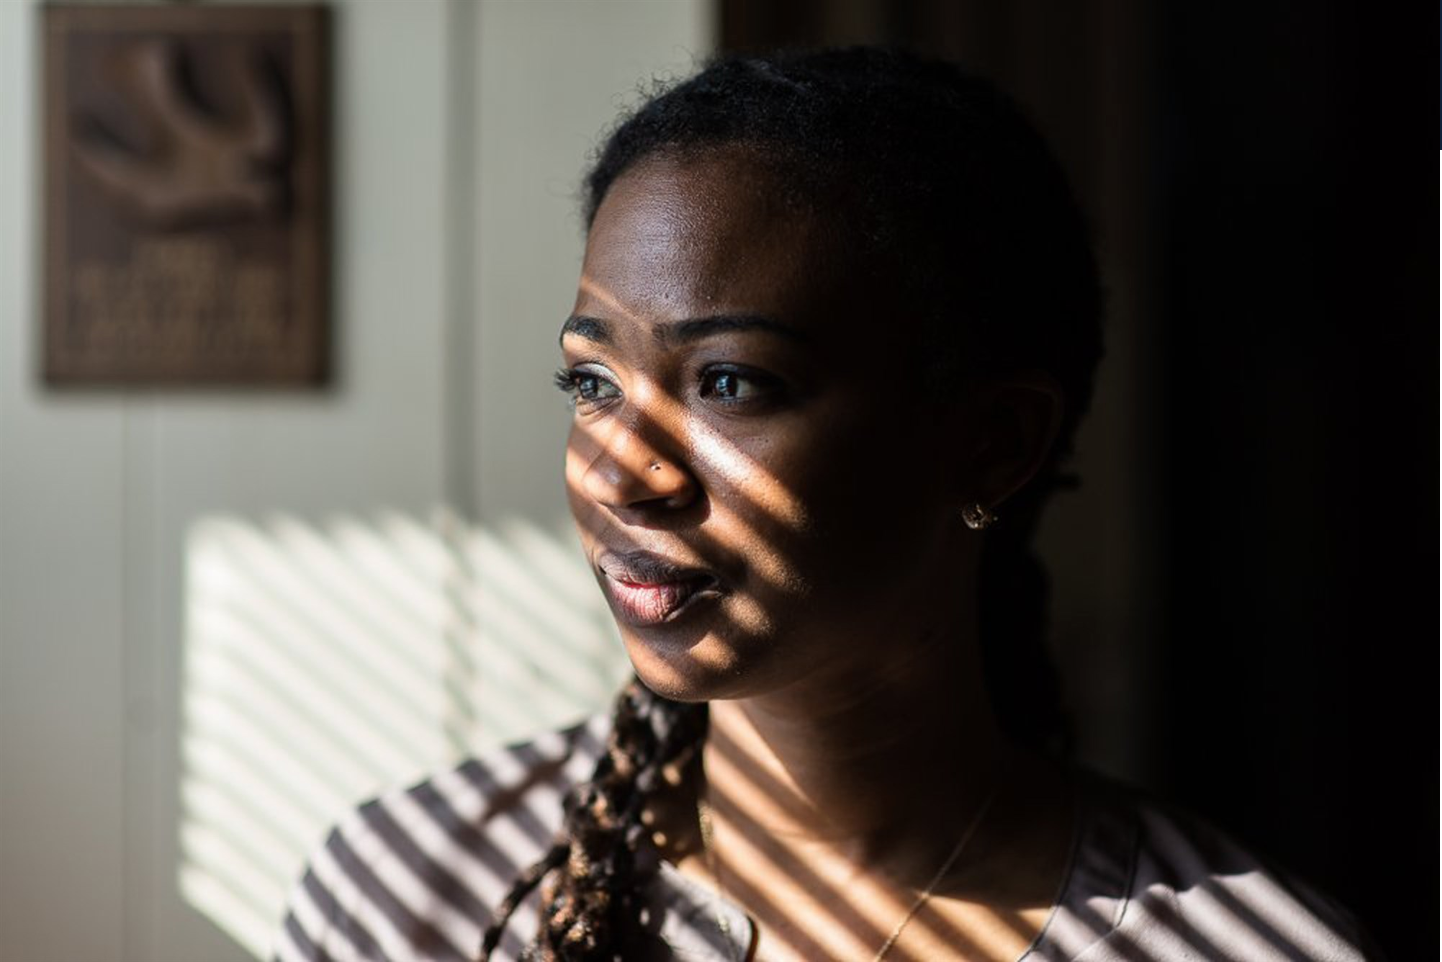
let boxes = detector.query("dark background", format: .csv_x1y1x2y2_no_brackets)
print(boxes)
720,1,1438,958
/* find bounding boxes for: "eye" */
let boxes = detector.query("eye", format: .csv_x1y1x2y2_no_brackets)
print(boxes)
553,366,620,409
698,365,781,405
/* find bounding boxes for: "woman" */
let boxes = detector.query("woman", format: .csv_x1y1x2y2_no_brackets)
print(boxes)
276,48,1374,962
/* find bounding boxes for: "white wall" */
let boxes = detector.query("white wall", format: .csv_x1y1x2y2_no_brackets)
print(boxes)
0,2,714,959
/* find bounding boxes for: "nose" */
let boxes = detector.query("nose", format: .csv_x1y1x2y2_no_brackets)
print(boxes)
578,416,699,516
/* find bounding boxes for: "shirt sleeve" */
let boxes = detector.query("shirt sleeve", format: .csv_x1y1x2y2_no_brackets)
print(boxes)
272,825,376,962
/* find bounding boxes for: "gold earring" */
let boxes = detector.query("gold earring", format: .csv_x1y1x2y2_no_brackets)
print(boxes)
961,502,997,531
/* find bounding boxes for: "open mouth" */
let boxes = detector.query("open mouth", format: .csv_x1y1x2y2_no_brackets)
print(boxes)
598,551,723,626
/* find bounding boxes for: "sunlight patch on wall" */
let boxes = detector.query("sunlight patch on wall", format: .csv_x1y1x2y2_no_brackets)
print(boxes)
179,509,630,958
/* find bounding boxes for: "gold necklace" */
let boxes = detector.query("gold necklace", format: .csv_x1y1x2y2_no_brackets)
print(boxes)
697,797,744,962
696,786,1000,962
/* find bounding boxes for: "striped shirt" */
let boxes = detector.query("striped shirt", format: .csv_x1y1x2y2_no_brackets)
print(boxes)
274,714,1375,961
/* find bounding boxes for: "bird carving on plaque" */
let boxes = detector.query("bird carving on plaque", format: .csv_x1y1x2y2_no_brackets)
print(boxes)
71,39,291,229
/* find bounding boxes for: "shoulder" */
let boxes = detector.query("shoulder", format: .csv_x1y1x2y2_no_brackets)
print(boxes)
1025,772,1380,962
272,714,610,962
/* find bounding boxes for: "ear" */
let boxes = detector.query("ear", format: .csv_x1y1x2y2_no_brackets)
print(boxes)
957,373,1065,511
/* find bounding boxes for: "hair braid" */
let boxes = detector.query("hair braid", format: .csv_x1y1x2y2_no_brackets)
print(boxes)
480,679,706,960
479,842,567,959
977,469,1074,754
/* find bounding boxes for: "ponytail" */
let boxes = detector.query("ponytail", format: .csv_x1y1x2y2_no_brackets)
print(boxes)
976,471,1073,755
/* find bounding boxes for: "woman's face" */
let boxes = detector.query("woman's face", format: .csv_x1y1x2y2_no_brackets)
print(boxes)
562,148,979,703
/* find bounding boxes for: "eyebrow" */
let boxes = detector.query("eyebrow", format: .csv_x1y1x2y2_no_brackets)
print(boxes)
558,315,612,345
559,313,810,347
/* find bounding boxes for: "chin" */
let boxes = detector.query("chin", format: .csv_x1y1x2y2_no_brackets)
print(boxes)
620,627,756,704
604,585,789,702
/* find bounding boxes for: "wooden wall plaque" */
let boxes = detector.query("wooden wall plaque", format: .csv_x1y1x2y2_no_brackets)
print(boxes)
43,5,330,386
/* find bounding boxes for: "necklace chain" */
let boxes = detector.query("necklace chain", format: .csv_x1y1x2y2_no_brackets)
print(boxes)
696,786,1000,962
870,785,999,960
697,799,742,962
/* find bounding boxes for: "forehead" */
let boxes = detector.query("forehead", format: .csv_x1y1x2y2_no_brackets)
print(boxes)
575,150,854,329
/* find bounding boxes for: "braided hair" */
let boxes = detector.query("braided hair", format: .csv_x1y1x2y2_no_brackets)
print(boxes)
481,46,1103,960
480,680,706,960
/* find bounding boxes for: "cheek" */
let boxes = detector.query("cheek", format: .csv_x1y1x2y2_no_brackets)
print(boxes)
563,428,594,509
684,418,816,592
562,432,602,551
690,427,862,625
729,412,947,602
686,417,809,530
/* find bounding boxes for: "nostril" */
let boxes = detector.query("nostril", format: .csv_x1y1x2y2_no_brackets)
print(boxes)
629,455,699,513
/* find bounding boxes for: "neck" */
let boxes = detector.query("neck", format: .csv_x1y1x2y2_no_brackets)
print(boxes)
700,616,1007,881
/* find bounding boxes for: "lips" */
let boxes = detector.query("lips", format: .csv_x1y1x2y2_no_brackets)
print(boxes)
598,550,722,626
